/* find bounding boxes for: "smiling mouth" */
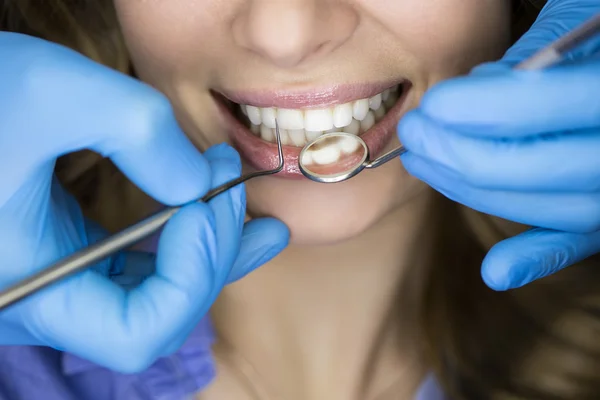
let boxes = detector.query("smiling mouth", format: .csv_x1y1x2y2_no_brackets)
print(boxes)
235,83,403,147
216,80,412,178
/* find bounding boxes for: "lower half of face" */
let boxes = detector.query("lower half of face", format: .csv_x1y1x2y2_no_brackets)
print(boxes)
115,0,512,245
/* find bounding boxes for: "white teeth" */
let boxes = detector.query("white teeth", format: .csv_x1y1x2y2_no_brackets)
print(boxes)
339,135,361,154
302,131,362,166
333,103,353,128
246,105,262,125
239,84,403,147
301,150,314,166
261,107,277,128
279,129,291,145
369,93,382,110
304,108,334,131
352,99,369,121
278,108,304,130
346,119,360,135
260,124,274,142
360,111,375,132
311,144,341,165
305,130,322,142
288,129,306,146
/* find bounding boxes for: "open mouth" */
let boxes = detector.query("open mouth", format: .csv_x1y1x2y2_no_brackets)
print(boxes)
216,80,412,179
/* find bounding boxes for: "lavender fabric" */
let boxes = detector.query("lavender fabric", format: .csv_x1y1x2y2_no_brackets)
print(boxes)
0,318,445,400
0,233,446,399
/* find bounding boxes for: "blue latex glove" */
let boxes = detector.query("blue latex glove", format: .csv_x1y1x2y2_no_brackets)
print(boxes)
397,1,600,291
0,32,289,372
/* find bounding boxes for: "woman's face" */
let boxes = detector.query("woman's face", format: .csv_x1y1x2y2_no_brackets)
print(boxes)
114,0,512,245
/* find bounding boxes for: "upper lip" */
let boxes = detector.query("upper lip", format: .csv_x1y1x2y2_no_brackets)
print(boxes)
218,80,404,109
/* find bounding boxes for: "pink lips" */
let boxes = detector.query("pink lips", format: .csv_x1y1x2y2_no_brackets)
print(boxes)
217,82,411,179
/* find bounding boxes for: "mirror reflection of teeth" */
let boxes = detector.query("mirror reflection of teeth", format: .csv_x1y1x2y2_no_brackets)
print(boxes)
239,84,401,147
301,133,361,166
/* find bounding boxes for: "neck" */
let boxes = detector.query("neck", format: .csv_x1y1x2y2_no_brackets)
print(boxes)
210,189,438,400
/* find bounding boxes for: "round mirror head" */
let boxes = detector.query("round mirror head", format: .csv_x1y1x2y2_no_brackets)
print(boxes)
298,132,369,183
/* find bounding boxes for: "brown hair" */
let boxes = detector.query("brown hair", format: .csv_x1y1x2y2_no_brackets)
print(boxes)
3,1,600,398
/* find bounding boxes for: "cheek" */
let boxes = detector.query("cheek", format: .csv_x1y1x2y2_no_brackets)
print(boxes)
365,0,511,76
113,0,222,78
246,159,424,245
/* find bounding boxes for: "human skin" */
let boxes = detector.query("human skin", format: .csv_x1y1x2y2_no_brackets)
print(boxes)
112,1,513,399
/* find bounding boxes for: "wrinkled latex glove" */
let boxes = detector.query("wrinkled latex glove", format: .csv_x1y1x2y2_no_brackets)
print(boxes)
397,1,600,291
0,33,289,372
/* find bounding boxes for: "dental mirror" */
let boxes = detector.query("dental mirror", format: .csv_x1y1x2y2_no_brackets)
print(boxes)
300,13,600,184
299,132,406,183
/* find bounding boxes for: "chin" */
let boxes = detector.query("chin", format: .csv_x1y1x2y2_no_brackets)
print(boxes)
245,156,420,246
211,80,418,245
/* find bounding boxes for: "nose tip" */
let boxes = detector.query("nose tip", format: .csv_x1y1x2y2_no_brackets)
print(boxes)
233,1,357,68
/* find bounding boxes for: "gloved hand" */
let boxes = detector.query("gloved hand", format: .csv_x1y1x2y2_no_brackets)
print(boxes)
0,32,289,372
397,1,600,290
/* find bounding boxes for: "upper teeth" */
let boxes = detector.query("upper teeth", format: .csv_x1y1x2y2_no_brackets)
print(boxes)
240,85,401,147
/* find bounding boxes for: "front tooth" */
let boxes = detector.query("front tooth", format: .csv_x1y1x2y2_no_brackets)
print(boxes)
260,124,274,142
246,105,262,125
278,128,291,145
360,111,375,132
288,129,306,146
369,94,382,110
261,107,277,128
301,150,314,166
311,144,341,165
277,108,304,130
352,99,369,121
333,103,353,128
305,130,322,142
339,135,361,154
304,108,334,131
346,119,360,135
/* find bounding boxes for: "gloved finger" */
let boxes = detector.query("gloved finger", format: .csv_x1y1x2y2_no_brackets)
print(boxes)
0,320,40,345
398,110,600,192
0,33,210,206
106,250,200,358
416,57,600,138
203,144,245,281
83,218,117,276
497,0,600,66
108,252,156,290
482,227,600,291
226,218,290,284
25,202,220,373
401,152,600,233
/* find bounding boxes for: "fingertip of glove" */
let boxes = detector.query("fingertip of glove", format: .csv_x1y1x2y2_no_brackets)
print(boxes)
226,218,290,284
481,261,514,292
481,239,539,291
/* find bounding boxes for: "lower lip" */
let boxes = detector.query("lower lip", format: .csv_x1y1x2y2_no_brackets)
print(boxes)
217,85,411,179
